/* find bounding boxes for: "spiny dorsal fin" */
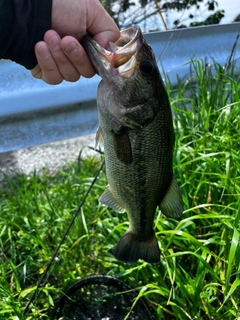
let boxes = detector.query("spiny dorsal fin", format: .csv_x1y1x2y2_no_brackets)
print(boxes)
159,175,184,219
100,185,125,213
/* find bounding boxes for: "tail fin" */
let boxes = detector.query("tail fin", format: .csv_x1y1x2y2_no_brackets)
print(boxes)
112,231,160,264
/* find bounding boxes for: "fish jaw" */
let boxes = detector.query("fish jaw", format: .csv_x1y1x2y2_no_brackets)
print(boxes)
82,26,144,82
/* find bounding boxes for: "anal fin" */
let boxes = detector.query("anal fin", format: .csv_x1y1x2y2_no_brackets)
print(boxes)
159,175,184,219
100,185,125,213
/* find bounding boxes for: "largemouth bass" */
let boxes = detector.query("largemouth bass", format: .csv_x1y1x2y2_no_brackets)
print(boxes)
83,26,184,264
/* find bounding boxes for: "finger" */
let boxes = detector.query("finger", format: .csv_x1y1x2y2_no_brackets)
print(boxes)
44,30,81,82
61,36,96,78
34,41,63,84
87,0,120,48
31,64,42,79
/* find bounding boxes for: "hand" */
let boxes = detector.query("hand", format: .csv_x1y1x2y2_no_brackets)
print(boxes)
31,31,94,84
31,0,119,84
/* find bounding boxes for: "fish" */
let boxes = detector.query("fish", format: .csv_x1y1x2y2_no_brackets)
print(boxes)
83,26,184,264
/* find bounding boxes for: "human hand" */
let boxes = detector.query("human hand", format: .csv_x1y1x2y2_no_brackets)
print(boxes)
31,0,119,84
31,30,94,84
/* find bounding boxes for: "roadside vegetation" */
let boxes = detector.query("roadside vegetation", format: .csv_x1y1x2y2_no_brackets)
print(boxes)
0,56,239,319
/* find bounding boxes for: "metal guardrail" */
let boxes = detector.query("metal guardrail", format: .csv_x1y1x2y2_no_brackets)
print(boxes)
1,23,240,153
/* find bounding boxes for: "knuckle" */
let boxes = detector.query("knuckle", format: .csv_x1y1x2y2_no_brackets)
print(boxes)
64,74,81,82
71,49,86,64
31,65,42,79
53,53,69,65
47,78,63,85
43,73,63,85
31,70,42,79
45,65,56,73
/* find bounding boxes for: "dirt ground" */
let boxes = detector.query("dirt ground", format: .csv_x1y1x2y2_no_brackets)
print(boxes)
0,134,96,177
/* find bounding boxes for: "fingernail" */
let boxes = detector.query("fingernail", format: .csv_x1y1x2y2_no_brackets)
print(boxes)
37,46,50,59
64,42,78,56
48,35,60,51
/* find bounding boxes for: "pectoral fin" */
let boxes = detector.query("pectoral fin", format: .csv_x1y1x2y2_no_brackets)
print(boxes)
159,176,184,219
112,127,133,164
100,185,125,213
95,127,104,148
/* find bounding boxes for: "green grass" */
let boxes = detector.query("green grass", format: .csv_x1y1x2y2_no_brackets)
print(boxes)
0,58,240,319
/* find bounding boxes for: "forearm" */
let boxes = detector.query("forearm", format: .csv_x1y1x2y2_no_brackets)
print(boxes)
0,0,52,69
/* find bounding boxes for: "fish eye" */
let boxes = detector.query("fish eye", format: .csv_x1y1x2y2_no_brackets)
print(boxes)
140,60,153,74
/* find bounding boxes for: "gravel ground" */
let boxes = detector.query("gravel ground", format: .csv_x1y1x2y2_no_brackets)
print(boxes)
0,134,97,177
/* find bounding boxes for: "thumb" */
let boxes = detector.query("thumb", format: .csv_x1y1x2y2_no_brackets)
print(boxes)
87,0,120,48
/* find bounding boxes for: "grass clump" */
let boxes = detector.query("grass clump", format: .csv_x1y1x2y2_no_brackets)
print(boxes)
0,58,239,319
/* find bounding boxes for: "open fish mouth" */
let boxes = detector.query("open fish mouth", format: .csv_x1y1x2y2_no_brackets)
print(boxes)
83,26,143,79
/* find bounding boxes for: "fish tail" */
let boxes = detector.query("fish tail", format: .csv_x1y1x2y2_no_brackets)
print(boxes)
112,231,160,264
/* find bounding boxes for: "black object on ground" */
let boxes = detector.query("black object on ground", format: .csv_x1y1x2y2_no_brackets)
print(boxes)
52,275,153,320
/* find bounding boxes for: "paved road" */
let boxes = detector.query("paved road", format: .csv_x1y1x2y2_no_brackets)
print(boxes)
0,134,96,177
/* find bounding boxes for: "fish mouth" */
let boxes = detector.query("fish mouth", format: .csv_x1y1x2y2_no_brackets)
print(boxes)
83,26,143,79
